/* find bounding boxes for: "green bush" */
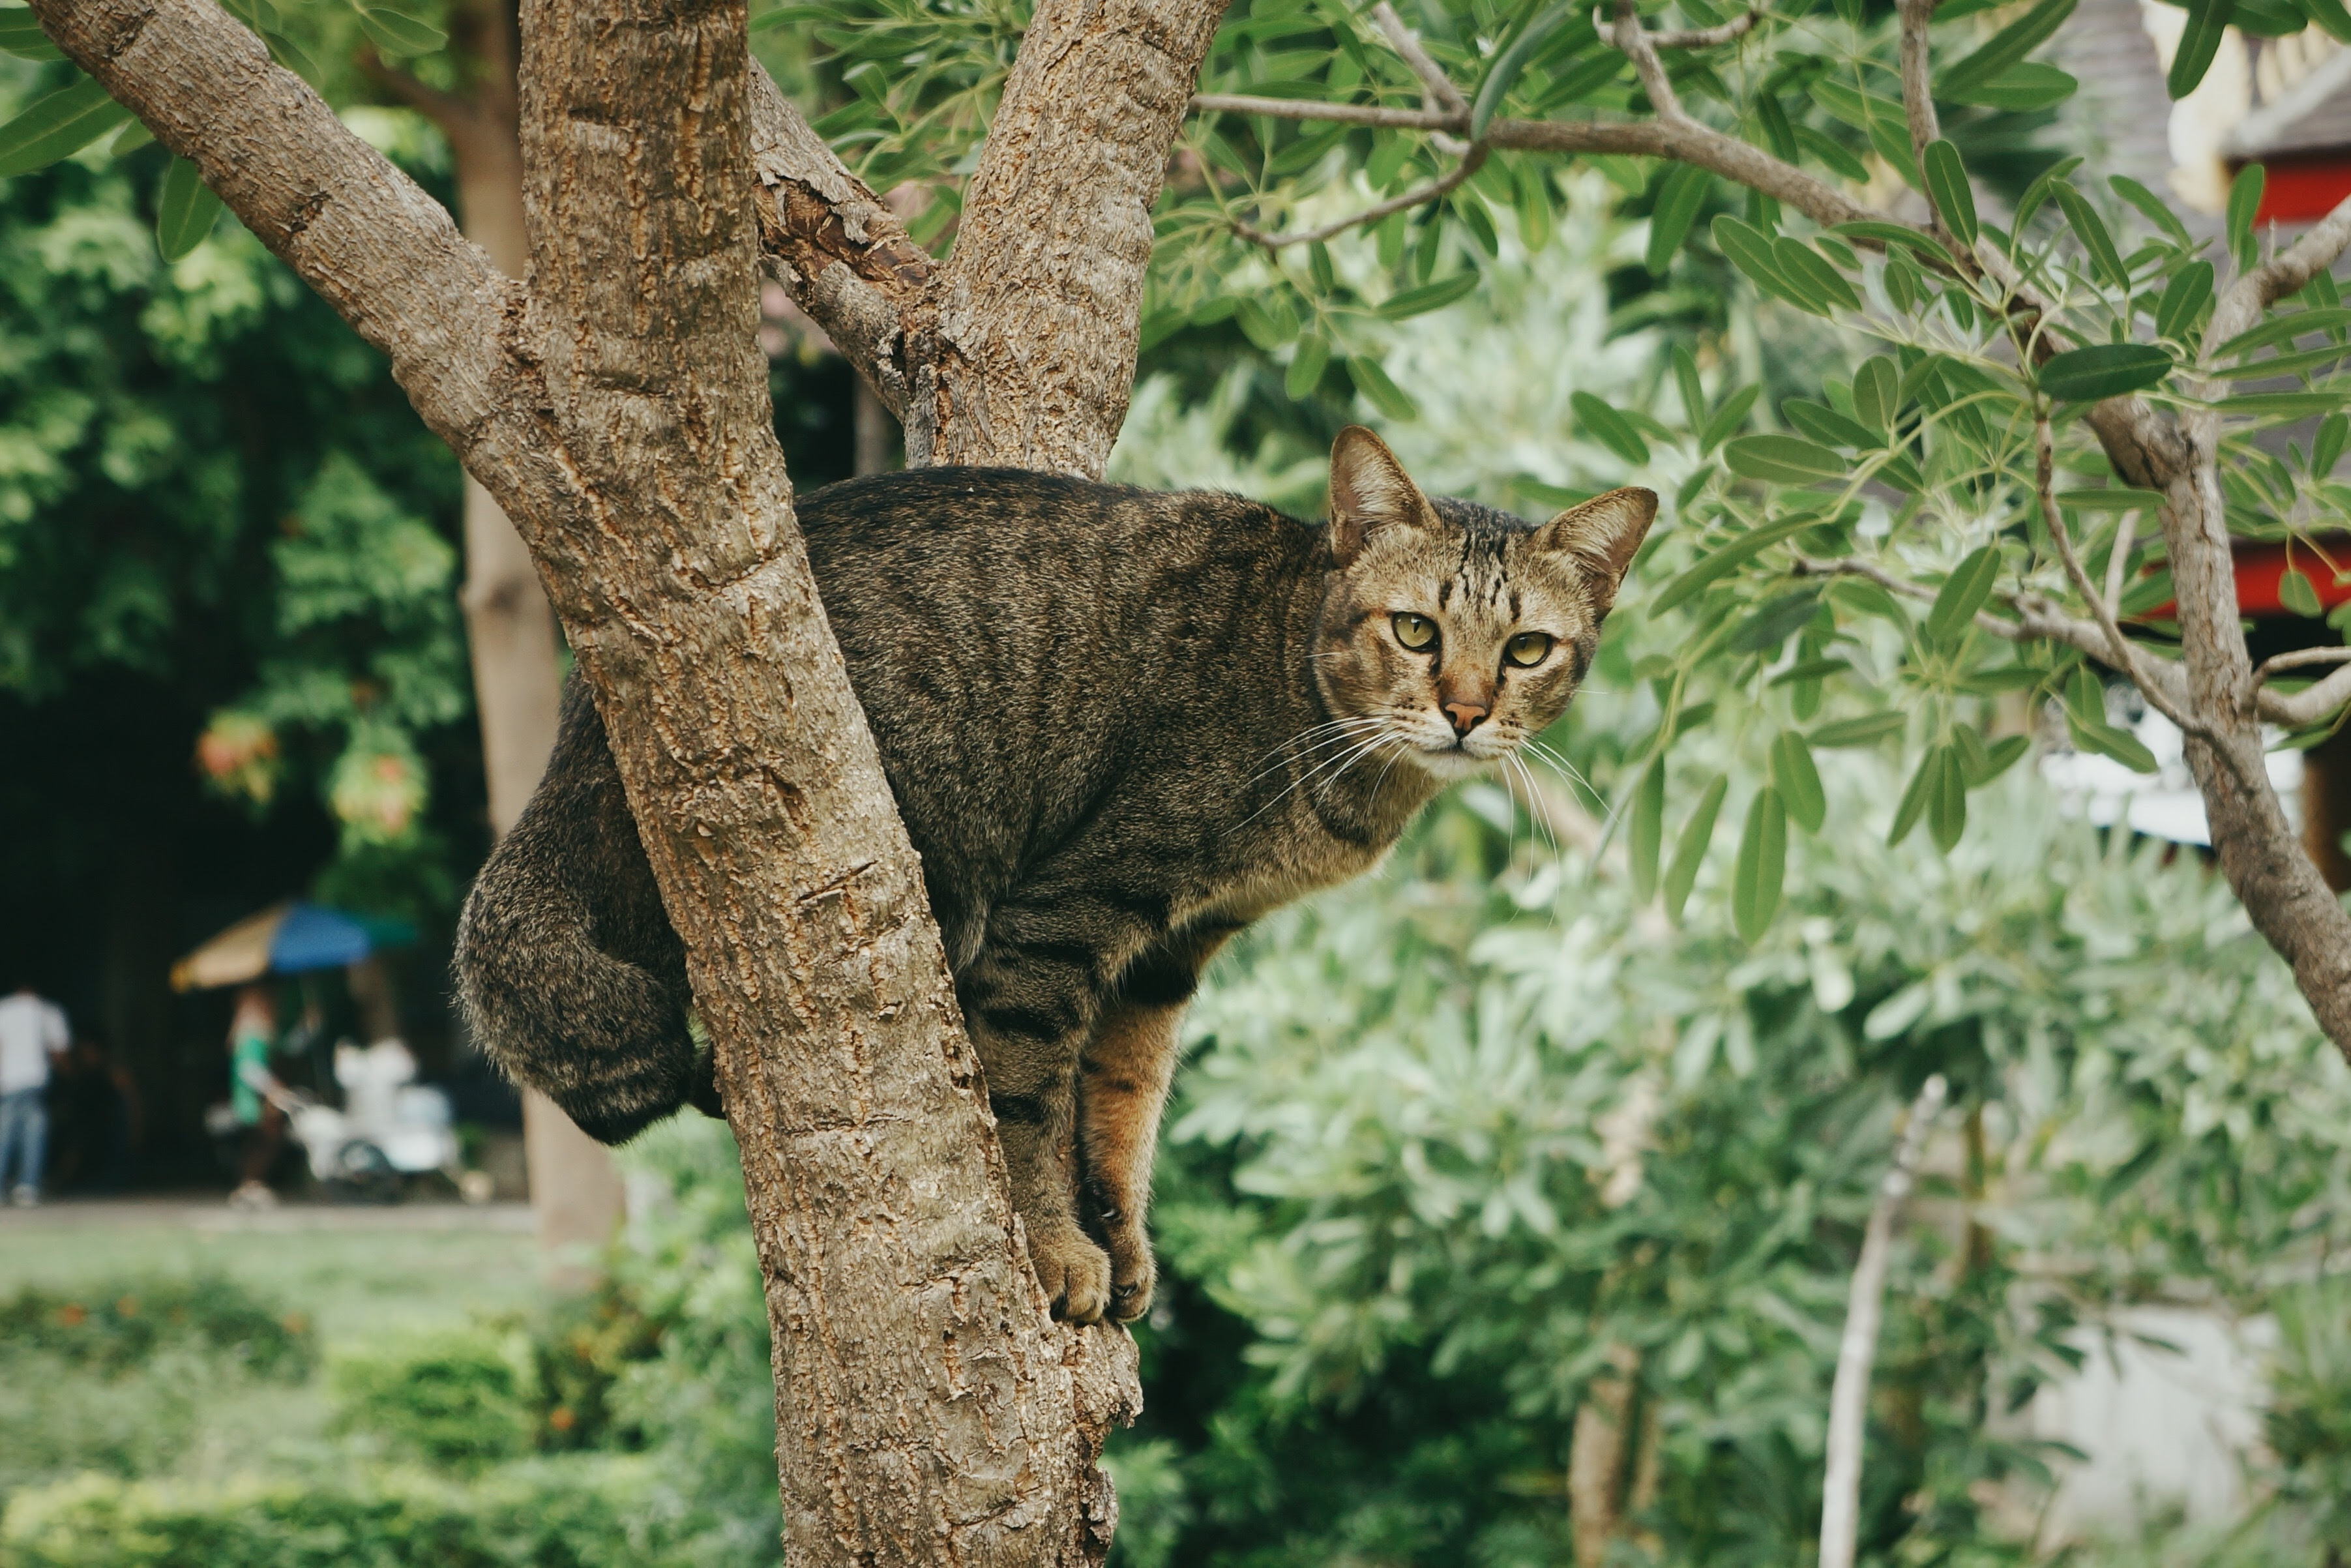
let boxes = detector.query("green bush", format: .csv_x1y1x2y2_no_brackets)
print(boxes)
0,1278,314,1381
329,1330,539,1472
0,1459,702,1568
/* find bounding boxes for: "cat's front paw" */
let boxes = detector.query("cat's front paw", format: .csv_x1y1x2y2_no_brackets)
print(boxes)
1027,1219,1112,1325
1104,1228,1157,1323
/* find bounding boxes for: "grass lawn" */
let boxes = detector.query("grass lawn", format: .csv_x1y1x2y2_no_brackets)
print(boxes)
0,1202,554,1509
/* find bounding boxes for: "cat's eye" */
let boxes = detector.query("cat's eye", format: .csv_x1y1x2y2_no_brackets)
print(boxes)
1504,632,1554,668
1392,613,1438,652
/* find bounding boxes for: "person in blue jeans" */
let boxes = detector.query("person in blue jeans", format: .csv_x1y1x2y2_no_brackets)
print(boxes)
0,982,70,1206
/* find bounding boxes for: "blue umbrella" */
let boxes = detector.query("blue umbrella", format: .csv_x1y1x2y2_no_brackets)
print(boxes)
170,902,417,992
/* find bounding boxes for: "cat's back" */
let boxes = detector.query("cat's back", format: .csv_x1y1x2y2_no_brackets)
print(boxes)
788,468,1323,951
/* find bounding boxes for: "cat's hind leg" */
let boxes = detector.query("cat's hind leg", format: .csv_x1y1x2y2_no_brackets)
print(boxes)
1077,921,1237,1322
960,894,1156,1325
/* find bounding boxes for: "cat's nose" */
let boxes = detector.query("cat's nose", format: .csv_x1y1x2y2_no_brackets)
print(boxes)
1443,700,1488,736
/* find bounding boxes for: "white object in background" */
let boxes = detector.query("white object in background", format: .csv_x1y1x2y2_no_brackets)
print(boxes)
2029,1308,2273,1540
2040,707,2303,848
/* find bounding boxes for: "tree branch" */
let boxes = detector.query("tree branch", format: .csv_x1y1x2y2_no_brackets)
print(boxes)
2033,417,2205,735
1646,8,1761,47
2258,646,2351,681
1608,0,1683,117
1232,145,1488,248
1895,0,1940,171
1819,1075,1947,1568
747,64,934,419
1372,0,1468,115
926,0,1230,475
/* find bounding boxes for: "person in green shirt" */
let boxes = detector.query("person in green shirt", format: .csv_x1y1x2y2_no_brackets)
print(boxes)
228,984,286,1210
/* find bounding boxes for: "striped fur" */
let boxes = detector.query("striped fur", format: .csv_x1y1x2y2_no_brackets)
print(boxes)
455,429,1653,1323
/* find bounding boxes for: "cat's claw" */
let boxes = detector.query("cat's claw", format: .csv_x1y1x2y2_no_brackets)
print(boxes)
1030,1222,1113,1325
1106,1233,1157,1323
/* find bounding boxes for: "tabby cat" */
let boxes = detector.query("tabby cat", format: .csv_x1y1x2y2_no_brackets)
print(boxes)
455,427,1653,1325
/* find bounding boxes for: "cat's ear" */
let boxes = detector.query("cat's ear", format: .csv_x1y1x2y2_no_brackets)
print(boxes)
1327,426,1434,563
1531,486,1657,610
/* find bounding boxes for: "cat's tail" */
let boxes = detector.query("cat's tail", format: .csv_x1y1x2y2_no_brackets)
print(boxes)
454,673,714,1145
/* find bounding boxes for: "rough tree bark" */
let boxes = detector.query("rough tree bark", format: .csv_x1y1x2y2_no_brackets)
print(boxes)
27,0,1217,1560
366,0,624,1257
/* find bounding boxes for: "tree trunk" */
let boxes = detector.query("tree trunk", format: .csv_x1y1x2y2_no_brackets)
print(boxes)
372,0,624,1260
35,0,1220,1556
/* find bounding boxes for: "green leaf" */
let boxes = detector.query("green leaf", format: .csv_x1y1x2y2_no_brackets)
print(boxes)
1348,355,1419,420
1711,214,1797,304
1729,589,1824,654
2155,261,2215,344
2071,713,2160,772
1378,273,1479,319
0,7,62,59
1471,2,1572,140
1769,237,1862,315
1797,126,1872,183
1698,385,1760,453
1663,773,1727,924
1941,0,2078,96
2316,411,2348,475
2283,565,2324,617
2305,0,2351,40
2039,343,2173,402
1943,60,2077,109
2014,155,2087,229
1770,732,1826,833
1928,745,1969,851
1723,434,1846,485
1922,140,1978,247
1783,399,1880,451
1651,513,1822,612
1285,334,1330,401
0,76,134,178
2230,390,2350,419
353,3,448,57
1827,220,1946,257
1887,746,1939,846
110,118,154,157
1629,758,1665,903
1976,733,2031,782
2054,486,2166,512
155,156,222,260
2213,306,2351,359
2170,0,2236,98
1571,391,1650,465
1672,344,1707,427
2054,183,2129,290
1854,356,1901,434
1732,788,1788,942
1925,546,2000,643
1813,712,1907,748
2111,175,2193,246
1646,162,1709,277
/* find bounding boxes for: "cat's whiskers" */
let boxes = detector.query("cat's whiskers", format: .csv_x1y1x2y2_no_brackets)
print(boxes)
1507,753,1561,858
1519,738,1604,811
1239,717,1387,795
1236,725,1400,829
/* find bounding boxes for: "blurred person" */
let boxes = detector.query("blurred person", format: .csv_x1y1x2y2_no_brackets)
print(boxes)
0,981,68,1206
53,1035,137,1193
227,984,286,1209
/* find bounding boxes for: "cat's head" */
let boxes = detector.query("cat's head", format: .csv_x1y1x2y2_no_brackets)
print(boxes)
1311,426,1655,783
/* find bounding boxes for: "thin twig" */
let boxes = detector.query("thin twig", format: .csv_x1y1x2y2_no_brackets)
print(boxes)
2035,417,2206,735
1186,93,1459,130
1372,0,1468,115
1894,0,1940,172
1609,0,1682,117
2257,645,2351,683
1820,1074,1947,1568
1648,8,1761,46
1231,145,1488,248
2261,662,2351,726
2102,509,2139,621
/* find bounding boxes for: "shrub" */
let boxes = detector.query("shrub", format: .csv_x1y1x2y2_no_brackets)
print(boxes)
0,1459,702,1568
329,1330,538,1472
0,1277,313,1381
